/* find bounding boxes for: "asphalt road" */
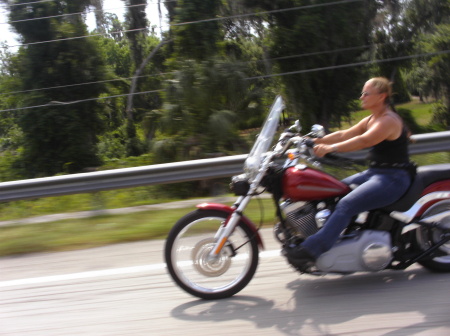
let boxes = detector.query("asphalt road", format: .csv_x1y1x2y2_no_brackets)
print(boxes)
1,229,449,336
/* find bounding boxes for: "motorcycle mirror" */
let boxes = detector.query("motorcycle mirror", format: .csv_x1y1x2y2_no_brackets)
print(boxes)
289,120,301,133
310,124,325,138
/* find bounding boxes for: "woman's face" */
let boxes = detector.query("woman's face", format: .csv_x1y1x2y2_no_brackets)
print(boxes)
360,82,385,110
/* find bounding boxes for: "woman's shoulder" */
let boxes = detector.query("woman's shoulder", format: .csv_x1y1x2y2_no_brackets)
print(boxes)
382,111,404,139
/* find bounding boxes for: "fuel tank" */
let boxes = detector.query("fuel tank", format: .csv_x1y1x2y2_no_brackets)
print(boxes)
283,165,351,201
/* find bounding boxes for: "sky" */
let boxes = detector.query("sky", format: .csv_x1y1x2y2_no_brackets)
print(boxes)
0,0,168,50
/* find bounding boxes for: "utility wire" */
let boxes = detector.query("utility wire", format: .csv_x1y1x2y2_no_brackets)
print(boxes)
1,0,362,50
1,1,173,25
2,0,360,26
173,0,362,26
7,27,148,49
0,0,373,99
0,44,372,96
1,39,413,97
5,0,55,6
246,50,450,80
0,71,176,96
4,0,176,6
0,50,447,114
0,1,365,49
0,89,163,113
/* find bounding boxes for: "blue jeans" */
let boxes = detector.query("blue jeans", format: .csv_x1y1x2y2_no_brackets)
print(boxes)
301,168,411,258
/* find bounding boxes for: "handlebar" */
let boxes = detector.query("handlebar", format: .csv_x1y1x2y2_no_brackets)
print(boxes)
303,138,315,148
275,134,365,169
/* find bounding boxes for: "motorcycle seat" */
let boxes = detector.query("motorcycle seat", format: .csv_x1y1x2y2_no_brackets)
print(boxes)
383,163,450,212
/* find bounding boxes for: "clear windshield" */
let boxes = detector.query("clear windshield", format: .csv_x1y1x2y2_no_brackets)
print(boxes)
244,95,284,181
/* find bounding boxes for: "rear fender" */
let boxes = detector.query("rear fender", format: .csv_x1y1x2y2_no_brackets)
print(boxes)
196,203,264,249
391,180,450,224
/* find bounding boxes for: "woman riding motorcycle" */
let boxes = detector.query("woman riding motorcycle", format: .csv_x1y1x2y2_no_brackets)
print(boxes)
285,77,414,265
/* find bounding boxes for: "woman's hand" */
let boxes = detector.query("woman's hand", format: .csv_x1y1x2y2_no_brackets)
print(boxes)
313,144,335,157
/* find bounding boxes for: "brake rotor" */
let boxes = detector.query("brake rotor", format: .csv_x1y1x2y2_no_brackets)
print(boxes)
191,238,232,277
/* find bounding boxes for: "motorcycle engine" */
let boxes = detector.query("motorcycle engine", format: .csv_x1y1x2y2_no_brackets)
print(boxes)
280,200,328,238
315,230,393,273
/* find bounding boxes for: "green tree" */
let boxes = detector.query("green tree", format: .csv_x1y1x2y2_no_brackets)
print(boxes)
372,0,450,104
89,0,107,34
4,0,109,176
123,0,148,67
370,0,411,103
171,0,223,61
244,0,376,130
403,0,450,125
418,24,450,126
154,58,263,163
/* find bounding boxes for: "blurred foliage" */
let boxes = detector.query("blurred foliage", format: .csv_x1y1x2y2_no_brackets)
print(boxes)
0,0,448,191
396,108,426,134
244,0,376,130
4,0,108,176
153,57,265,163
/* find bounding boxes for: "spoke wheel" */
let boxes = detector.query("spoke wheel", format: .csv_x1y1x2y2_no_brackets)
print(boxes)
416,200,450,272
164,209,259,299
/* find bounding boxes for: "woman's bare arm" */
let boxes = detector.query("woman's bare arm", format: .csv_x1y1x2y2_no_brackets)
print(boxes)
314,116,370,145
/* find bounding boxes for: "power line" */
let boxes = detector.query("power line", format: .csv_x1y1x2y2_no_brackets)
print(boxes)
1,3,144,25
0,89,163,113
1,1,176,25
0,1,365,49
0,72,175,96
7,27,148,49
0,0,363,51
5,0,55,6
4,0,176,7
246,50,450,80
0,43,372,96
2,0,361,26
0,50,447,114
1,39,412,97
173,0,362,26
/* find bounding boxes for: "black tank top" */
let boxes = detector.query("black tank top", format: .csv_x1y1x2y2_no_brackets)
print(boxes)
367,126,410,164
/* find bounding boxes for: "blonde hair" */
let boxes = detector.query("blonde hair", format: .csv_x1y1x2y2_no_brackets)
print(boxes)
367,77,393,104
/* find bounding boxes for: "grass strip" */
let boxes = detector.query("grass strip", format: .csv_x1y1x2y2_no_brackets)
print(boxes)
0,198,277,257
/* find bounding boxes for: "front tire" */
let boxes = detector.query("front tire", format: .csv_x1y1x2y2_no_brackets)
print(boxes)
164,209,259,299
416,200,450,272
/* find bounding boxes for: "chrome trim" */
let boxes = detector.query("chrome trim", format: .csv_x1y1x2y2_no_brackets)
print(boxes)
419,210,450,224
401,224,420,234
401,210,450,234
390,191,450,223
296,185,344,193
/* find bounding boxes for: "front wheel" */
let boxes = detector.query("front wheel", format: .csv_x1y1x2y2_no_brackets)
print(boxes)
416,200,450,272
164,209,259,299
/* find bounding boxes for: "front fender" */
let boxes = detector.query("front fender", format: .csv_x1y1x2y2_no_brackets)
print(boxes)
196,203,264,249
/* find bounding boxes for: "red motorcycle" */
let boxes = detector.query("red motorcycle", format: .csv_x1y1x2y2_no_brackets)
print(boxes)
164,96,450,300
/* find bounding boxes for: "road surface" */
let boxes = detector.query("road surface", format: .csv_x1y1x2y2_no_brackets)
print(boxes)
1,229,449,335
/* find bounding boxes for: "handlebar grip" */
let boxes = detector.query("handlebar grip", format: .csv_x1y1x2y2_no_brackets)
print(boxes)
304,138,315,148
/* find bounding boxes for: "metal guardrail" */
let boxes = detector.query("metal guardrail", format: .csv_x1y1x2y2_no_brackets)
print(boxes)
0,131,449,203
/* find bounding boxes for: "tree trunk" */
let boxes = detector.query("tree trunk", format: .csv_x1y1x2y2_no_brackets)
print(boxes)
126,39,172,121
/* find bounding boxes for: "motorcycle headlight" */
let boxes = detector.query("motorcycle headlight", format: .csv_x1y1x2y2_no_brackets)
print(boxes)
230,174,250,196
244,157,258,175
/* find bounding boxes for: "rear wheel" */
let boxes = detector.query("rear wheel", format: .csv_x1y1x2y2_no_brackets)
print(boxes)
164,209,259,299
416,200,450,272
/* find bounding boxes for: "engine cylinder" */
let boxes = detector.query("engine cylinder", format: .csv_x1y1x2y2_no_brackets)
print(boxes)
281,201,319,238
